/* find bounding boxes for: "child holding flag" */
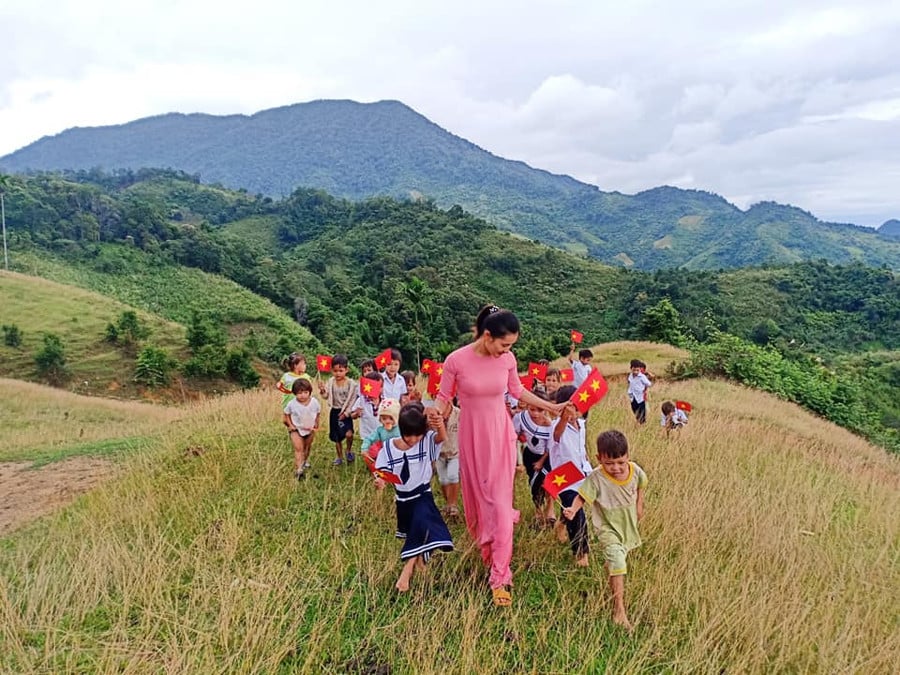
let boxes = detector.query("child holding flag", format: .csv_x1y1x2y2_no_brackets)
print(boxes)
374,402,454,592
562,430,647,631
547,384,594,566
660,400,689,436
318,354,357,465
380,348,408,403
352,372,385,441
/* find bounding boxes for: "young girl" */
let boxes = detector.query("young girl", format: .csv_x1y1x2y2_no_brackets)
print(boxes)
283,378,320,479
548,385,594,566
361,399,401,466
512,393,553,527
318,354,357,465
374,402,454,592
278,353,312,409
401,370,422,403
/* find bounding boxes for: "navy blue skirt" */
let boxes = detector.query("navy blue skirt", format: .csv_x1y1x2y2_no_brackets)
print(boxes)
396,491,454,561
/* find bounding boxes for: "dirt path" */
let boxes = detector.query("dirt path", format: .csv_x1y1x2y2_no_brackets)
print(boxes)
0,457,117,535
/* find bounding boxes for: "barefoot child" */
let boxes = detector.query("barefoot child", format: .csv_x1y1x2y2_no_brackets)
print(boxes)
374,402,454,592
283,378,320,479
434,400,461,518
562,430,647,630
548,385,594,566
318,354,356,465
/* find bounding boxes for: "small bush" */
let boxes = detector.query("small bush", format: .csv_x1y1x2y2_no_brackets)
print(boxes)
225,348,260,389
183,344,226,379
134,345,176,387
34,333,70,386
2,324,22,348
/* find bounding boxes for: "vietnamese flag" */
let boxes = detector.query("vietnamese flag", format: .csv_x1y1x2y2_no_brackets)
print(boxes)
374,348,393,370
528,362,548,382
543,461,585,500
363,441,384,471
675,400,692,413
569,368,609,414
518,373,534,391
570,330,584,344
316,354,333,372
360,378,383,399
559,368,574,383
427,362,444,396
374,469,403,485
421,358,437,375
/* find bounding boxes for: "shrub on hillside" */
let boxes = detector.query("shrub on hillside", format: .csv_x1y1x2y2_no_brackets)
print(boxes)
225,348,260,389
182,344,227,379
134,345,176,387
34,333,70,386
2,324,22,347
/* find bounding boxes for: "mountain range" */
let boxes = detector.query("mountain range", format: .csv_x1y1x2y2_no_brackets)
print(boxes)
3,99,899,270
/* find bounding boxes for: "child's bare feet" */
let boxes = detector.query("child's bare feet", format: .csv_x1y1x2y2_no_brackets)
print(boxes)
415,558,427,572
575,554,589,567
395,577,410,592
554,519,568,543
612,611,633,633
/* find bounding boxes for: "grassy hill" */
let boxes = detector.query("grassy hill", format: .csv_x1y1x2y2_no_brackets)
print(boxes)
0,270,189,398
0,344,896,672
4,100,899,270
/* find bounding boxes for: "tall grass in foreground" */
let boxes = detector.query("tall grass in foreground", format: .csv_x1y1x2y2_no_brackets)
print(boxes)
0,376,898,673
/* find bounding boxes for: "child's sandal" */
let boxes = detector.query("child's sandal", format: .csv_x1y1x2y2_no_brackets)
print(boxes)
491,586,512,607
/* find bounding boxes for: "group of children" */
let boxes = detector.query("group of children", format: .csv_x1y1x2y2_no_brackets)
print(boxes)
279,345,689,629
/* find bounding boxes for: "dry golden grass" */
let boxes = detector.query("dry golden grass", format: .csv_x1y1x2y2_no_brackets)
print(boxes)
0,345,897,672
0,378,182,462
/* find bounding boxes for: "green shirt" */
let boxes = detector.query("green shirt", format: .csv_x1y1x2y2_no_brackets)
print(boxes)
577,462,647,550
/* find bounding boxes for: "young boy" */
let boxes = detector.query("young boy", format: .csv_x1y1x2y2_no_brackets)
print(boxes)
660,401,688,436
318,354,357,465
352,372,384,442
568,346,594,388
626,359,652,425
382,349,408,403
548,385,594,566
562,430,647,631
434,400,461,518
512,394,553,528
283,378,320,479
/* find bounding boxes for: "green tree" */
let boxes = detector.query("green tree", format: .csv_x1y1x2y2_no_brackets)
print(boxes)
34,333,69,385
134,345,175,386
403,276,433,368
638,298,688,347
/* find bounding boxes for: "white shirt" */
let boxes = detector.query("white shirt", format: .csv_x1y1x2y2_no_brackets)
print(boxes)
382,372,408,400
627,373,652,403
547,417,593,491
375,431,442,500
512,410,551,456
661,408,688,427
572,360,592,388
352,395,381,439
283,397,321,436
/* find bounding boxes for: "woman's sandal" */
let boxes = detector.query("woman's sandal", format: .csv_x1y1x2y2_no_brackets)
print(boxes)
492,586,512,607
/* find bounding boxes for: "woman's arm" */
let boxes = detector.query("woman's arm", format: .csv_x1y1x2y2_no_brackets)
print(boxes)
517,387,566,416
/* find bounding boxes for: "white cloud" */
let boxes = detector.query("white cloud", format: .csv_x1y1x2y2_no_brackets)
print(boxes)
1,0,900,226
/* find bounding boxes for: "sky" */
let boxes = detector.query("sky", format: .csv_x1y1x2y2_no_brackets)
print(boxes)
2,0,899,227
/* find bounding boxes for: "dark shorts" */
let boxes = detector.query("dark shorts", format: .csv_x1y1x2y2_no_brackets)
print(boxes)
329,408,353,442
630,398,647,424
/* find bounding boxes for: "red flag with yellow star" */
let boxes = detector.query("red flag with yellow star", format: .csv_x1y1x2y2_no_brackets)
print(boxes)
374,348,393,371
528,362,548,382
569,368,608,414
420,358,437,375
427,362,444,396
675,400,692,412
570,330,584,344
374,469,403,485
315,354,333,372
518,373,534,391
359,378,382,399
543,461,585,500
559,368,574,383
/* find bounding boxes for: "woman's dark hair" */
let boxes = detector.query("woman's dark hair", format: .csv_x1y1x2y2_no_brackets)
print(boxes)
474,304,520,339
554,384,576,403
398,401,428,436
596,430,629,459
